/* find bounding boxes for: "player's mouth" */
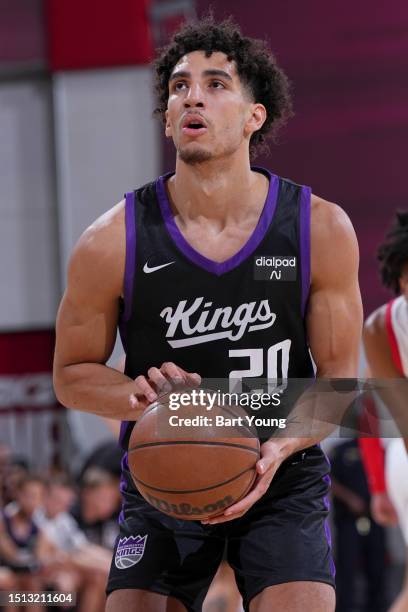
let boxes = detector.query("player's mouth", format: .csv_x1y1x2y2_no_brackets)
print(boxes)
181,115,208,137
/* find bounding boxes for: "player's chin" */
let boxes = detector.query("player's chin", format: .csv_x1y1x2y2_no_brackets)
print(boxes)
178,145,213,165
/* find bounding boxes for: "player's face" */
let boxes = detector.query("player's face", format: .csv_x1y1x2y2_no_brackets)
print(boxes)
165,50,265,164
399,262,408,301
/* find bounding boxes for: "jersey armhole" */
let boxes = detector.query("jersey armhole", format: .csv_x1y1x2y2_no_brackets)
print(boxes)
385,299,404,374
299,185,311,318
121,191,137,323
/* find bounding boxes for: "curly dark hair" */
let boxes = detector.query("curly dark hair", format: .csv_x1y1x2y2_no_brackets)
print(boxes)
153,16,293,156
377,211,408,294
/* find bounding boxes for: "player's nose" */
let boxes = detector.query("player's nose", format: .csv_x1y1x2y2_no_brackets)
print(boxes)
183,82,205,108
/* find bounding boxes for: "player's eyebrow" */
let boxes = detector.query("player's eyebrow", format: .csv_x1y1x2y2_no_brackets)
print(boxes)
169,69,233,82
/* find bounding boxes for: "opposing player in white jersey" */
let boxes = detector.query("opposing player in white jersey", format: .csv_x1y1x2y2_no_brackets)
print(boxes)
361,211,408,612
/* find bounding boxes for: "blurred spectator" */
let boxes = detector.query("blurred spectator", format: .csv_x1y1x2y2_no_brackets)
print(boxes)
34,474,110,612
1,456,29,506
331,440,387,612
0,444,11,477
0,443,11,507
71,467,121,549
78,441,123,480
0,475,48,611
0,565,19,612
34,474,85,553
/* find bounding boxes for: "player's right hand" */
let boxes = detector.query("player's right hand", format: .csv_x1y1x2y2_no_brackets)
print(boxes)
128,362,201,410
346,492,367,517
370,492,398,526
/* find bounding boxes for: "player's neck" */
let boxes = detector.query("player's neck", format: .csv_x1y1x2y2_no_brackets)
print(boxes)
168,155,264,222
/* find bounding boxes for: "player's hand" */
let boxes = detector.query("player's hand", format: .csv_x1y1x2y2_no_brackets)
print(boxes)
345,492,367,517
371,492,399,526
129,362,201,410
201,440,285,525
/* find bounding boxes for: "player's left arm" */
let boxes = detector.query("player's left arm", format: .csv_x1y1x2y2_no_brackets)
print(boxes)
261,197,363,453
203,197,363,525
306,196,363,375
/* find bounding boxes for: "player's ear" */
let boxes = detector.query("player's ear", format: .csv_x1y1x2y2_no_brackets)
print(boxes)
399,273,408,297
245,103,267,137
165,110,172,138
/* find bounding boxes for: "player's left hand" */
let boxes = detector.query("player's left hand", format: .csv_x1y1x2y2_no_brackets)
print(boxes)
201,440,287,525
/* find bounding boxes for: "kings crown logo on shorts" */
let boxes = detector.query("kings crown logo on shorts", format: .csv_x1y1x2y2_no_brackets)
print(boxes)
115,535,148,569
254,255,297,281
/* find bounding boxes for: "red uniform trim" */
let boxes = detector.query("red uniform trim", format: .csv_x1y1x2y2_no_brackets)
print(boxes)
385,299,404,374
358,300,403,494
358,437,386,493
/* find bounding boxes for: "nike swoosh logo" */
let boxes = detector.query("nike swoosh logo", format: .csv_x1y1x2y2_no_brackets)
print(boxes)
143,261,175,274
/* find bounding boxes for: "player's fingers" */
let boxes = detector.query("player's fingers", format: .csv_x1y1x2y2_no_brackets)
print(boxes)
202,470,275,524
129,392,151,413
372,511,387,526
160,362,186,384
134,375,157,402
256,451,280,475
257,458,271,475
202,486,263,524
202,511,246,525
225,492,260,517
179,369,201,386
129,393,140,409
147,367,172,393
389,510,399,525
225,472,274,518
203,493,259,524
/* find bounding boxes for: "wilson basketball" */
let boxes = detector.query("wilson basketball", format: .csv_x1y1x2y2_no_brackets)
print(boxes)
128,390,260,520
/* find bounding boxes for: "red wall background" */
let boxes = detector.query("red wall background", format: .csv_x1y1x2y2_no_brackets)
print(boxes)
187,0,408,315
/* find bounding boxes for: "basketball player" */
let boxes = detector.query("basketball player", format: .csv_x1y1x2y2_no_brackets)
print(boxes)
53,17,363,612
360,211,408,612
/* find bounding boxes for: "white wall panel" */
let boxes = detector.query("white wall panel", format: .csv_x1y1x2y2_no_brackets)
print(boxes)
53,67,159,448
0,80,59,329
53,67,160,278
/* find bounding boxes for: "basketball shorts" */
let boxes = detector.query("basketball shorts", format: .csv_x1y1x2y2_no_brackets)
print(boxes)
106,444,335,611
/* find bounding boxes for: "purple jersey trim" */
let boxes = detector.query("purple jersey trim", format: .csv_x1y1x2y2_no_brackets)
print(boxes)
119,420,128,449
299,185,311,318
156,167,279,276
122,192,136,322
322,472,336,577
118,193,136,448
118,452,128,523
321,449,335,577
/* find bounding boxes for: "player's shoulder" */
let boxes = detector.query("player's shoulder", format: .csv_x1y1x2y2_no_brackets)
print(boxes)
73,199,125,263
363,304,393,369
364,304,388,337
311,194,354,234
310,193,358,259
67,200,126,295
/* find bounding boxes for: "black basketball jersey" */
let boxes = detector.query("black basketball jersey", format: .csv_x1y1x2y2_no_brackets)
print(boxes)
118,167,314,449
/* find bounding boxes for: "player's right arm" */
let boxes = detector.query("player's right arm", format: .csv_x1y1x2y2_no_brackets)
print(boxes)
362,306,405,524
364,306,400,377
53,202,143,420
363,306,408,450
53,203,200,421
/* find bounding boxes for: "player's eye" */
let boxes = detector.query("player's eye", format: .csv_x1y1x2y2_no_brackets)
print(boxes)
210,80,225,89
173,81,187,91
